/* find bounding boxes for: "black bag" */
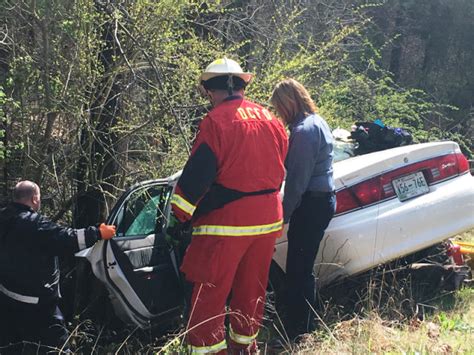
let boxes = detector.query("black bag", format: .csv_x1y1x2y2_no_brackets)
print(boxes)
350,121,412,155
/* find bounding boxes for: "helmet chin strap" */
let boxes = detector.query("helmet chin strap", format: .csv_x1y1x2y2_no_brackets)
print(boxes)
227,75,234,96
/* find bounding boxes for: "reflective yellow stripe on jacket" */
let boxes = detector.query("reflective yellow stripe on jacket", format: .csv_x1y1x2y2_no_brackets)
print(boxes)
189,339,227,354
171,194,196,217
229,326,258,345
193,220,283,237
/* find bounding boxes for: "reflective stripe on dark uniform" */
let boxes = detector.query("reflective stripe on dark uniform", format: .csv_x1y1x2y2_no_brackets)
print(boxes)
0,202,101,350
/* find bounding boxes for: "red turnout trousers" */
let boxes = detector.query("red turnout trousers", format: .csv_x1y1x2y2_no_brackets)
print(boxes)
181,234,277,354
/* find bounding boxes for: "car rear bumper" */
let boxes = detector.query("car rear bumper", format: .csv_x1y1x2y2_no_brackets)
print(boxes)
273,172,474,287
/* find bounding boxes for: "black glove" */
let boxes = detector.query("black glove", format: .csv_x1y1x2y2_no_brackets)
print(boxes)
166,214,191,242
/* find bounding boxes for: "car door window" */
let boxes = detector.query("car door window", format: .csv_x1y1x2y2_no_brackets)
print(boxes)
115,185,172,238
102,182,183,320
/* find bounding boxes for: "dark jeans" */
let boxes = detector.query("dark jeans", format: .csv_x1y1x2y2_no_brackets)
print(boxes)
0,293,69,354
285,192,336,338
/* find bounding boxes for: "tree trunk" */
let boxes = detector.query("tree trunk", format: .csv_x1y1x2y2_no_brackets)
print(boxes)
388,4,404,81
75,2,121,228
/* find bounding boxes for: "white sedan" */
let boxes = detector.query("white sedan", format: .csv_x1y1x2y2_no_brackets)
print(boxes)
77,141,474,328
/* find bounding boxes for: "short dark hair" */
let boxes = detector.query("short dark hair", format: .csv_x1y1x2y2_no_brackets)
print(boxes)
201,75,247,92
13,181,39,202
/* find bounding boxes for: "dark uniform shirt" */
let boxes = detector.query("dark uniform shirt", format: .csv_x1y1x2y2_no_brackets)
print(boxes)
0,202,100,305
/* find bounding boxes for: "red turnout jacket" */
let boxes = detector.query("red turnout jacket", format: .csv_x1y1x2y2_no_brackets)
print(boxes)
171,96,288,238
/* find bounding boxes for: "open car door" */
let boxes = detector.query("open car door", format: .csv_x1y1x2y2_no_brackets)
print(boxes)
78,179,183,328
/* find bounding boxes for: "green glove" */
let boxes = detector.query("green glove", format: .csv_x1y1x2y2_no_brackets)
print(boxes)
167,214,179,229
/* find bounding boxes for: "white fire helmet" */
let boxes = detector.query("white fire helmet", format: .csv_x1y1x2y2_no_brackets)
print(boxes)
200,57,253,83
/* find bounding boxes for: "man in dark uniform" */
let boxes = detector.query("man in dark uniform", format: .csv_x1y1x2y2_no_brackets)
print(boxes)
0,180,116,353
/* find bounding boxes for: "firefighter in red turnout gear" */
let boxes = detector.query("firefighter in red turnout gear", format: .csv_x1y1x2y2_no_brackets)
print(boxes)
171,58,288,353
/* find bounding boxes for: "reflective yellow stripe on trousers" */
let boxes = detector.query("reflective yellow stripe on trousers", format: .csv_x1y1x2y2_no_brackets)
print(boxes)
193,220,283,237
189,340,227,354
229,326,258,345
171,194,196,216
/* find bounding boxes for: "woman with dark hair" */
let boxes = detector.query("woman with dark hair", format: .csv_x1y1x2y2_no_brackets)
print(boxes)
271,78,336,339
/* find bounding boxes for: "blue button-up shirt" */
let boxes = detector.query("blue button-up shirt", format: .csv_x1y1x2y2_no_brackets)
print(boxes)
283,112,334,223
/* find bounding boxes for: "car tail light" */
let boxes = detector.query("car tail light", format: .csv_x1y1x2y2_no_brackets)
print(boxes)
456,152,469,173
351,177,383,206
424,152,469,183
335,152,469,215
335,188,360,214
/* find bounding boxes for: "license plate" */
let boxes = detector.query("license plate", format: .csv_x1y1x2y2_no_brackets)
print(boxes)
392,171,429,201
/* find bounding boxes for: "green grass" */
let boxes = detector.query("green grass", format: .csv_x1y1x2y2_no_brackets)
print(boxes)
456,229,474,244
47,229,474,353
285,289,473,354
290,230,474,354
